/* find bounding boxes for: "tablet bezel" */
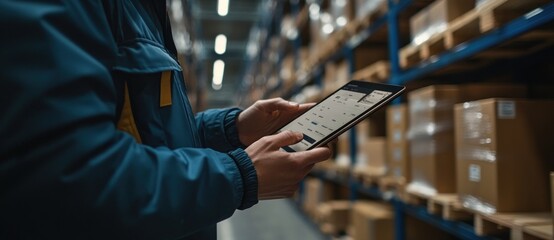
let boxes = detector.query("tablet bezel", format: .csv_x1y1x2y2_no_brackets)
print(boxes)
277,80,405,151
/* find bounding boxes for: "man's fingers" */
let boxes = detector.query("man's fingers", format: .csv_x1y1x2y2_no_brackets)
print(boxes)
268,131,304,148
292,147,332,166
259,98,299,112
297,103,315,112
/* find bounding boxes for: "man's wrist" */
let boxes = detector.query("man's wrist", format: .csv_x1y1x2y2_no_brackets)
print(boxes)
224,108,246,149
228,148,258,210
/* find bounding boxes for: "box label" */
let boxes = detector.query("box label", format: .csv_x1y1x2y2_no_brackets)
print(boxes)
497,101,516,119
469,164,481,182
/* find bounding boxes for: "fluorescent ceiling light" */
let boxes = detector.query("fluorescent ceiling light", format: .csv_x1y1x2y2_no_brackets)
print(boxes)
214,34,227,54
212,82,223,90
218,0,229,16
212,60,225,90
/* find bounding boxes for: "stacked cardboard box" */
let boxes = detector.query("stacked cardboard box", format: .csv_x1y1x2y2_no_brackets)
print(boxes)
407,84,527,196
323,62,338,96
354,119,387,173
323,61,350,96
350,201,394,240
353,47,389,72
336,60,350,90
365,137,388,176
316,200,351,235
367,107,387,137
354,120,370,171
386,104,410,184
303,178,336,217
455,99,554,213
354,140,388,178
350,201,458,240
410,0,473,45
336,131,351,169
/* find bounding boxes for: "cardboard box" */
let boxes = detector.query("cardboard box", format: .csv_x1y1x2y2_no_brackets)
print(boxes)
410,0,473,45
354,107,387,138
410,5,431,46
316,200,351,233
354,47,389,72
368,107,387,137
408,84,527,195
387,104,411,183
366,137,387,175
355,120,370,169
350,201,394,240
325,61,350,96
455,99,554,213
336,60,350,87
323,62,338,95
303,178,336,217
336,132,351,168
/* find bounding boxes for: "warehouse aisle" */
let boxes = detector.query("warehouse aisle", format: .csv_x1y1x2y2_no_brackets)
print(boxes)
217,199,329,240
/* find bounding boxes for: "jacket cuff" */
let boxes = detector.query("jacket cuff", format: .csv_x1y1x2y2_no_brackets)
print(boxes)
224,108,246,149
228,148,258,210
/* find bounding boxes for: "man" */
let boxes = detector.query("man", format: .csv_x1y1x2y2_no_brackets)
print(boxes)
0,1,331,239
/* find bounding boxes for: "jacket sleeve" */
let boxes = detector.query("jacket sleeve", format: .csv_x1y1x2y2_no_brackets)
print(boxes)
0,1,257,239
195,108,247,152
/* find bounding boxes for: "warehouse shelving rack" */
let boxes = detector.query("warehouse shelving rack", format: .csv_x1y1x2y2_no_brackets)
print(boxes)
247,0,554,239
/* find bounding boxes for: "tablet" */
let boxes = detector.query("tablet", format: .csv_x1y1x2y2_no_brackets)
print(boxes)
277,80,405,152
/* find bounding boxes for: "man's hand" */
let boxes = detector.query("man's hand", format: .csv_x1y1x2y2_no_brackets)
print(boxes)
245,131,331,200
237,98,314,146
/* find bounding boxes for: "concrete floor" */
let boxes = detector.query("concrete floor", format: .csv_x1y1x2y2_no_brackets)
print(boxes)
217,199,329,240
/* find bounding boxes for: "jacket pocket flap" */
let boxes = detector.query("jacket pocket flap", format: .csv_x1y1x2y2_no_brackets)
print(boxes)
114,39,181,73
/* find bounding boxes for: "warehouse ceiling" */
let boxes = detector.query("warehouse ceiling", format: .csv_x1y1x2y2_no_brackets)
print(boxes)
189,0,267,108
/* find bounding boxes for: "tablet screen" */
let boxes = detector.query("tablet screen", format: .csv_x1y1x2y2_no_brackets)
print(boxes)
277,81,404,152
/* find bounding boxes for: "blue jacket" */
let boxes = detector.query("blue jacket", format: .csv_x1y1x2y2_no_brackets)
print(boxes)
0,1,258,239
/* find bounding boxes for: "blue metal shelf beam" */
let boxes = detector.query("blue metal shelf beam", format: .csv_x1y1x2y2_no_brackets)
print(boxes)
393,2,554,85
311,174,497,240
401,203,499,240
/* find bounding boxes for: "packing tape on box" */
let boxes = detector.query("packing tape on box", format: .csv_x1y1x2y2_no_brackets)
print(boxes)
461,195,497,214
457,101,497,162
410,1,448,46
406,181,438,197
410,138,437,157
407,98,457,195
408,98,456,139
458,102,498,214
